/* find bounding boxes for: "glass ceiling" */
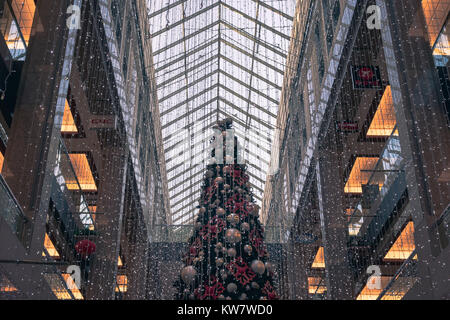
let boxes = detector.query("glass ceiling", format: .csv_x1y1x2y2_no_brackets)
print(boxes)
147,0,295,225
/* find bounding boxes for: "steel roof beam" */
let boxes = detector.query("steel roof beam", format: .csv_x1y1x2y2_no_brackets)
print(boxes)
153,21,220,55
218,97,274,131
159,69,219,103
151,2,220,38
161,84,218,117
220,38,284,75
148,0,189,19
219,54,281,90
221,2,291,41
220,21,286,58
157,54,220,89
249,0,294,21
218,83,277,118
162,97,218,130
219,70,279,106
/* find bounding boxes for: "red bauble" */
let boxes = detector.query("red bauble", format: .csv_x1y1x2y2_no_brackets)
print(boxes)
75,239,96,257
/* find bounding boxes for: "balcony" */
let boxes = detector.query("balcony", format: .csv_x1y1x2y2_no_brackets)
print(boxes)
0,170,27,241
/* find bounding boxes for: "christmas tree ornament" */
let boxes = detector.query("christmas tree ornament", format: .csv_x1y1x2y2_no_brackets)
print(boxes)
227,283,237,293
226,213,239,225
181,266,197,284
265,262,274,272
223,165,231,174
251,282,260,289
240,293,248,300
251,260,266,275
225,228,242,243
224,183,230,189
214,176,224,184
216,258,224,266
227,248,237,257
199,207,206,214
216,242,223,250
241,222,250,232
216,207,225,216
244,245,253,254
218,295,225,300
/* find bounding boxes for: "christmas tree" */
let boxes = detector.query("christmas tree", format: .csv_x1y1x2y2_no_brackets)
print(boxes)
174,119,278,300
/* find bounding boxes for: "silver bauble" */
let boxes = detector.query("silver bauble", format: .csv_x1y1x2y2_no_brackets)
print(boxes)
216,258,224,266
227,248,237,257
216,207,225,216
226,214,239,225
240,293,248,300
265,262,274,273
214,176,224,184
225,228,242,243
241,222,250,231
251,282,260,289
227,283,237,293
251,260,266,275
181,266,197,284
244,245,253,254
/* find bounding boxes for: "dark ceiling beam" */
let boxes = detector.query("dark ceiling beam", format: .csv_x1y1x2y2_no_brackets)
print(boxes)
218,83,277,118
219,70,279,105
157,54,219,89
249,0,294,21
220,20,286,58
155,37,218,73
151,2,220,38
153,21,220,55
218,97,274,131
219,54,281,90
162,97,218,130
221,2,291,41
148,0,188,19
159,69,219,103
220,38,284,74
161,84,218,117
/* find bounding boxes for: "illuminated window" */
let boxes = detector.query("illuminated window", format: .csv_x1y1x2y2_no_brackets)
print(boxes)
367,86,397,137
422,0,450,47
43,233,60,258
356,276,392,300
308,277,326,294
61,100,78,134
384,221,417,261
0,273,18,293
312,247,325,269
344,157,381,194
61,274,84,300
66,154,97,192
0,151,4,173
87,205,97,231
116,275,128,293
0,0,36,58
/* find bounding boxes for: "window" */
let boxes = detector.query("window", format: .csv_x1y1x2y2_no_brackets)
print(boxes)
344,157,382,194
367,86,397,137
312,247,325,269
384,221,417,261
67,153,97,192
116,275,128,292
0,0,36,59
0,150,4,173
